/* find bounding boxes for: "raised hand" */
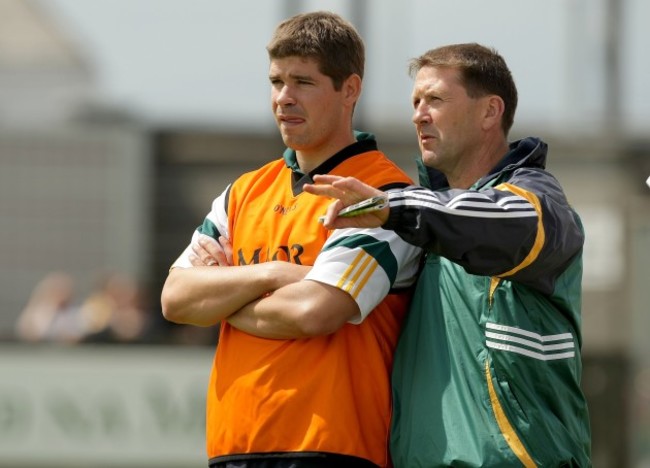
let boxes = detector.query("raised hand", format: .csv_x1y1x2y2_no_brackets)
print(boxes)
303,175,389,229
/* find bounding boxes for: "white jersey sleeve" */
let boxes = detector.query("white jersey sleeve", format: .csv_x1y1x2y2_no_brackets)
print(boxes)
171,185,231,269
305,226,422,324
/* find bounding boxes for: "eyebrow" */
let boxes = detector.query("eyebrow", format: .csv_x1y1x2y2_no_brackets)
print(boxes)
269,72,315,82
291,73,314,81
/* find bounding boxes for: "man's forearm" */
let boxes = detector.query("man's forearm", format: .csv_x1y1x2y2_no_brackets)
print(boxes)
161,261,312,327
161,264,277,327
227,296,300,340
227,279,360,339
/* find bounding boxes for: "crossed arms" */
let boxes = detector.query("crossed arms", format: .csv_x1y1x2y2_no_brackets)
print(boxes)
161,234,361,339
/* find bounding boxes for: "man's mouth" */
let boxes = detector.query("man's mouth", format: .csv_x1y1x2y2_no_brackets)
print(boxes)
279,115,305,125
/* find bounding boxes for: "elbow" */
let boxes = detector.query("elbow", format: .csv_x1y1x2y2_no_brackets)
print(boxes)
287,284,360,337
160,270,218,327
292,298,348,337
160,287,180,324
160,276,188,324
300,320,338,338
295,317,338,338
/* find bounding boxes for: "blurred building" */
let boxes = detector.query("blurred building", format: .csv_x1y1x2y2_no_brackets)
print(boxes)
0,0,150,337
0,0,95,127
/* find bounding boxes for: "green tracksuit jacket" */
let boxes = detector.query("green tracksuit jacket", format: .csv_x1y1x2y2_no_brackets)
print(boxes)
387,137,591,467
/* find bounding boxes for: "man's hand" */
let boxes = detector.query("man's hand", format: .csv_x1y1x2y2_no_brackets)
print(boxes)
303,175,389,229
189,235,233,267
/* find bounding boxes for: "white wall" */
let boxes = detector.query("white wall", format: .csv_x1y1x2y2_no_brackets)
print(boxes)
0,344,212,467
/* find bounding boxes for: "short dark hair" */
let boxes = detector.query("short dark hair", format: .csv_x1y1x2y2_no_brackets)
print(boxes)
409,43,518,135
267,11,365,90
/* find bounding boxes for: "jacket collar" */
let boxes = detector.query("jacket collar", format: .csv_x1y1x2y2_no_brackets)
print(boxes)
418,137,548,190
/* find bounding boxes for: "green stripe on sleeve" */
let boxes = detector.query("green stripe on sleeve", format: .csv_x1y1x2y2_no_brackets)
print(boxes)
323,234,398,285
197,218,221,239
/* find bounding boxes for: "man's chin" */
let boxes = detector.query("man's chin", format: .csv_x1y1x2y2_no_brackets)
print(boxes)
281,133,307,150
421,150,439,166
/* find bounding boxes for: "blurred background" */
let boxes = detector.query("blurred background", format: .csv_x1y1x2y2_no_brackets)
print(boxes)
0,0,648,466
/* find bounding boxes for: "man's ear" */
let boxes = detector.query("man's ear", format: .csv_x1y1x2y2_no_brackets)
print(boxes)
343,73,362,105
482,95,505,131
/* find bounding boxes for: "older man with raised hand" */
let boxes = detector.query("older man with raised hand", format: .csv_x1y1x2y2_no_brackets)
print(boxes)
306,43,591,467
